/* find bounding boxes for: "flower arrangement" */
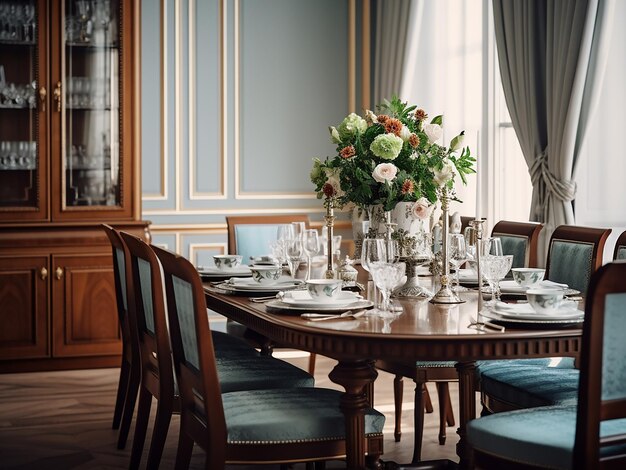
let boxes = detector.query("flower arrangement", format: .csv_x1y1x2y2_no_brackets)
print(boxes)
310,96,475,212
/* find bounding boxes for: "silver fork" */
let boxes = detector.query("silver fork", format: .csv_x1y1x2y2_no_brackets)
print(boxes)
468,316,506,332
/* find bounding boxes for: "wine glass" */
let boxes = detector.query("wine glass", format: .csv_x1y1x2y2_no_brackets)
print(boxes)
482,254,514,306
365,238,404,318
449,234,468,292
284,239,303,279
302,229,320,280
291,222,306,240
274,224,294,263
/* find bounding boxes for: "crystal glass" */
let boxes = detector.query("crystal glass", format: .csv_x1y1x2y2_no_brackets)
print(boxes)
302,229,320,280
284,239,303,279
449,234,468,292
272,224,295,263
370,261,406,318
291,222,306,240
64,0,121,207
482,254,514,305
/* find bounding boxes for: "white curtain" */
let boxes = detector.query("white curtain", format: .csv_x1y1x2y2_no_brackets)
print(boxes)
493,0,615,263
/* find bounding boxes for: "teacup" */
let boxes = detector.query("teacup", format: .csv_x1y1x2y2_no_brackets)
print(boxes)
213,254,243,270
249,265,282,285
526,289,564,315
306,279,343,303
512,268,545,287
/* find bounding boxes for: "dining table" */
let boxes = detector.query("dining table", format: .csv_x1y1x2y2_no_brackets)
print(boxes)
203,275,583,470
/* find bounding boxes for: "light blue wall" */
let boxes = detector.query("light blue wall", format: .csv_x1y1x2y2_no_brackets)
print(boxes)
141,0,363,262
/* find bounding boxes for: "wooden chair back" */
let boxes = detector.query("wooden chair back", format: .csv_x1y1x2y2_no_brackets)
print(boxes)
226,214,310,262
101,224,134,359
152,245,228,460
574,260,626,469
491,220,543,268
613,230,626,260
545,225,611,294
119,232,175,402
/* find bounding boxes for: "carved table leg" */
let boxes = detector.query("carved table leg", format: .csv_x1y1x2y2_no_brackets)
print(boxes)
455,361,477,469
329,359,378,470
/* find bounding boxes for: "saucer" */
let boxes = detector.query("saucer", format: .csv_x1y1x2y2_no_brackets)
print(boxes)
281,291,362,308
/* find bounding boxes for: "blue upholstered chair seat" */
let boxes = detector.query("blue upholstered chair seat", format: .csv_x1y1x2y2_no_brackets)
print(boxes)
211,330,259,357
480,364,579,409
223,388,385,444
467,405,626,469
217,355,314,393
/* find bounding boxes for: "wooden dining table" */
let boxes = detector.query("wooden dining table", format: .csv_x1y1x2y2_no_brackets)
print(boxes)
203,279,582,469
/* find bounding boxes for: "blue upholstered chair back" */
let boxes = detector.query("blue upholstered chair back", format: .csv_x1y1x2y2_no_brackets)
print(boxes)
114,247,128,311
616,246,626,260
171,275,201,372
600,291,626,401
498,235,528,269
233,224,289,264
136,257,156,335
547,239,594,294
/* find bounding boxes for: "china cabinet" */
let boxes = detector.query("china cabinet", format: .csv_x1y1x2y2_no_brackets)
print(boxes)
0,0,149,372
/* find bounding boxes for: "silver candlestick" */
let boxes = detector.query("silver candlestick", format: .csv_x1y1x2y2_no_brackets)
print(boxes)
430,186,464,304
468,218,486,323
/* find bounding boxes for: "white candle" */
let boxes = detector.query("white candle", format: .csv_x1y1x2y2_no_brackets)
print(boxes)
475,130,481,220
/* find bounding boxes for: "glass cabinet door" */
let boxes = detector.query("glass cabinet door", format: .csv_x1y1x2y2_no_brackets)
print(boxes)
0,0,45,218
63,0,120,208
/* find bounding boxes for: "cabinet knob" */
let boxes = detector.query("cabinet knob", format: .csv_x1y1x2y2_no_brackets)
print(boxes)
55,267,64,280
40,267,48,280
39,86,47,112
53,81,62,112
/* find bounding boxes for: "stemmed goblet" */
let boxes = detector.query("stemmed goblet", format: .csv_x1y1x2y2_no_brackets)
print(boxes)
482,254,513,306
284,239,303,279
449,234,468,292
302,229,320,281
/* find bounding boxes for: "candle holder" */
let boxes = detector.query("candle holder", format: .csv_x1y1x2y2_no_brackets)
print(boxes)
323,198,336,279
468,218,487,325
430,186,464,304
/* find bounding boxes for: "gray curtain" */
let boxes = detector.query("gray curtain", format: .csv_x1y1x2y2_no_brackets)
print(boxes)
493,0,614,264
373,0,413,104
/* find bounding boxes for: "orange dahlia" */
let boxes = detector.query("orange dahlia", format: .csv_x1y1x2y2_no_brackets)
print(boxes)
414,109,428,121
409,133,420,148
340,145,356,159
377,114,390,124
384,118,403,137
401,179,414,195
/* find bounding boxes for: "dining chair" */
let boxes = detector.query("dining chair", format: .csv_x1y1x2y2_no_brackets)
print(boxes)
491,220,543,268
101,224,141,450
478,224,612,415
225,214,319,375
612,229,626,260
467,260,626,469
376,220,544,463
153,244,386,470
120,232,317,469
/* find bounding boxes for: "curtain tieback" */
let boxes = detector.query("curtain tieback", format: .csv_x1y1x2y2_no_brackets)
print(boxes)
529,152,576,202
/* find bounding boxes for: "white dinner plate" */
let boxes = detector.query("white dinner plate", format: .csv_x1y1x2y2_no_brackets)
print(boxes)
281,291,362,308
222,277,303,292
197,266,252,277
499,279,569,294
492,301,583,321
481,309,584,327
265,298,374,314
458,268,479,284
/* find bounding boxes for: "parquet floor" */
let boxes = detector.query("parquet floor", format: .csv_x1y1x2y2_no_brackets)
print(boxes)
0,336,466,469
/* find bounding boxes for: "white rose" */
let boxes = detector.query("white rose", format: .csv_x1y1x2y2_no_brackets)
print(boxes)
433,159,456,186
423,123,443,144
411,197,433,220
372,163,398,184
399,125,412,142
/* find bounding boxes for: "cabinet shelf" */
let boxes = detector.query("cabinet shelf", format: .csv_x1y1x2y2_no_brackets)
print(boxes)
65,105,113,111
66,41,118,50
0,39,36,47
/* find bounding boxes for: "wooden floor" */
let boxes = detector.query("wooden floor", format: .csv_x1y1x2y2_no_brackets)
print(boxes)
0,350,466,469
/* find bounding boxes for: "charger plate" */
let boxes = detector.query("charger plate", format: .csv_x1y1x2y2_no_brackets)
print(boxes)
265,299,373,314
481,309,584,329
